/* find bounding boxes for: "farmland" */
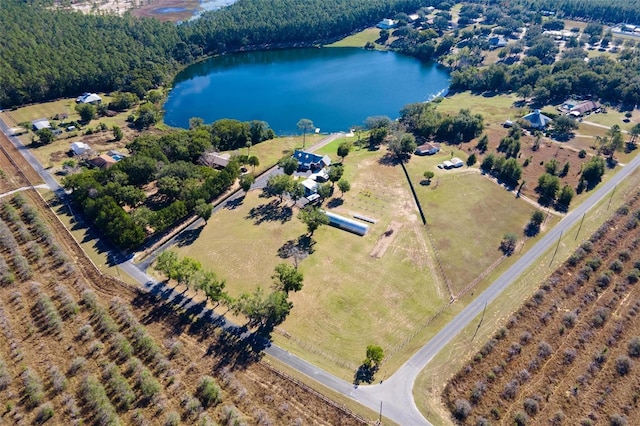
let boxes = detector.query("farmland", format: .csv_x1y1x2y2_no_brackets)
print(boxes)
443,191,640,425
0,131,367,425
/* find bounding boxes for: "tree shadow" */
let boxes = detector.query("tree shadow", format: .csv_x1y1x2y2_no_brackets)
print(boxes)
625,142,637,154
524,222,540,237
277,235,315,260
419,179,432,186
246,199,292,224
353,364,378,385
378,153,400,166
326,198,344,208
175,226,203,248
224,195,245,210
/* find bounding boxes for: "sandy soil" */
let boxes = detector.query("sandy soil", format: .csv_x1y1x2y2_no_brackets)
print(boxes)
370,221,402,258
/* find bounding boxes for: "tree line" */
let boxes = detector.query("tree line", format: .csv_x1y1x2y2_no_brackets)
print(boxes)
1,0,434,107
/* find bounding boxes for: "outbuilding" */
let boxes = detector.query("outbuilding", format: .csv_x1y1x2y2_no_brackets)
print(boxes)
76,93,102,104
32,118,51,131
323,211,369,236
451,157,464,168
377,18,397,29
70,141,91,156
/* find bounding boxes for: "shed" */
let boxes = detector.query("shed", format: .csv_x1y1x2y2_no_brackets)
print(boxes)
70,141,90,156
32,118,51,131
451,157,464,168
415,142,440,155
76,93,102,104
309,169,329,182
443,160,454,169
323,211,369,236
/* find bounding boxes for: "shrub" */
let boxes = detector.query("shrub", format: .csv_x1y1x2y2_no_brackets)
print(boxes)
88,340,105,357
183,395,203,419
611,414,627,426
113,333,134,361
79,375,118,425
137,369,161,400
196,376,221,408
629,337,640,357
104,363,135,410
627,269,640,284
538,341,553,359
22,368,45,408
502,380,518,400
609,260,624,273
68,357,87,376
563,311,578,328
470,381,486,403
78,324,94,341
164,411,180,426
520,331,532,345
55,285,79,318
35,402,54,424
596,271,613,288
514,411,528,426
619,249,631,262
564,348,577,364
586,257,602,271
523,398,539,416
517,369,531,384
616,355,632,376
591,307,609,328
81,289,98,310
49,365,67,394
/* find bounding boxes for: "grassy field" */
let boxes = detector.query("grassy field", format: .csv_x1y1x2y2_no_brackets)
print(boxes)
413,161,640,426
174,142,450,378
436,91,522,126
405,152,537,295
326,28,382,48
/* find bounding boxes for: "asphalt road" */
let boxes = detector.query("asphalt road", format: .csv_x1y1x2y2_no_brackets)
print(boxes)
3,115,640,425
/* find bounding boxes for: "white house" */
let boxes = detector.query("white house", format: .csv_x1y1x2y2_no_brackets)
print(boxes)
377,18,397,29
415,142,440,155
70,141,91,156
301,178,319,197
76,93,102,104
451,157,464,168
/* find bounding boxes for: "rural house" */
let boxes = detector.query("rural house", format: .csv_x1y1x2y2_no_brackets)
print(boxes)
31,118,51,131
199,152,230,169
415,142,440,155
292,150,331,171
88,154,117,169
70,141,91,156
522,110,553,129
76,92,102,104
377,18,397,29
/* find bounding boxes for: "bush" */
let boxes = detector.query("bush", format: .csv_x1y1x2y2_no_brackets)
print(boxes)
79,376,118,425
104,363,135,410
610,260,624,273
523,398,539,416
35,402,54,424
627,269,640,284
137,369,161,400
502,380,518,400
591,307,609,328
616,355,632,376
22,368,45,408
49,365,67,394
68,356,87,376
196,376,221,408
628,337,640,357
596,271,613,288
164,411,180,426
563,311,578,328
538,341,553,359
514,411,528,426
452,398,472,420
564,348,577,364
611,414,627,426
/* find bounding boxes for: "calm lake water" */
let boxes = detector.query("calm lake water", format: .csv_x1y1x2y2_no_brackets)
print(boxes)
164,47,450,135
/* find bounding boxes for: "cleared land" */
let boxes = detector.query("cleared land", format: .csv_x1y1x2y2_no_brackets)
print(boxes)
442,191,640,425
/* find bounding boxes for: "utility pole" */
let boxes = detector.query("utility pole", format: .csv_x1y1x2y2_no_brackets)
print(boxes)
550,230,563,266
607,184,617,210
378,401,383,425
472,303,487,341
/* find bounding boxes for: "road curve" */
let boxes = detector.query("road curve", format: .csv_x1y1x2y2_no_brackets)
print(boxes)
3,115,639,425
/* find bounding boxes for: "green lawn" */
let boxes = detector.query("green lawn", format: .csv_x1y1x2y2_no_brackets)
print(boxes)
326,28,382,48
435,91,522,126
405,152,536,295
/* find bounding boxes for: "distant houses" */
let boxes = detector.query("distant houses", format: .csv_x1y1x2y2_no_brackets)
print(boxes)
522,110,553,129
292,150,331,171
560,100,600,117
377,18,397,29
88,154,117,169
76,93,102,104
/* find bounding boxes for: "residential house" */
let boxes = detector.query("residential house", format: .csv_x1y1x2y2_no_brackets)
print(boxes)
451,157,464,168
88,154,117,169
415,142,440,155
292,150,331,171
377,18,397,29
70,141,91,156
76,93,102,104
199,152,230,169
489,36,508,49
301,178,319,197
522,110,553,129
31,118,51,131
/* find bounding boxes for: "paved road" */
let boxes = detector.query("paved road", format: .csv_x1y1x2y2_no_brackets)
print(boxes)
4,115,640,425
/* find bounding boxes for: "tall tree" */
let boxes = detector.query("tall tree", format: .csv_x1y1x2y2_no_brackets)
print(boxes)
337,179,351,197
272,263,304,293
297,119,315,148
297,206,329,236
337,141,352,162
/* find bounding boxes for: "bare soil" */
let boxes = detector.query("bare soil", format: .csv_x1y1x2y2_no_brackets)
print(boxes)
0,135,367,424
443,191,640,425
369,221,402,258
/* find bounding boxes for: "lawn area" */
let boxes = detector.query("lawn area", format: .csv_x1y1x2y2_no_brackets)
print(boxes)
174,143,450,378
405,153,537,295
326,28,381,48
223,134,323,175
580,109,639,131
436,91,522,126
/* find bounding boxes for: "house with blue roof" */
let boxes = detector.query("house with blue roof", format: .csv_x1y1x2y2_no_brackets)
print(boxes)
522,110,553,129
292,150,332,171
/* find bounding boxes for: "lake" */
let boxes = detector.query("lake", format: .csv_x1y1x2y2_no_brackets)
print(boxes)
164,47,450,135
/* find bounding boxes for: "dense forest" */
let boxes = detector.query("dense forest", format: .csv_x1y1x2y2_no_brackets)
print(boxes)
0,0,430,107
